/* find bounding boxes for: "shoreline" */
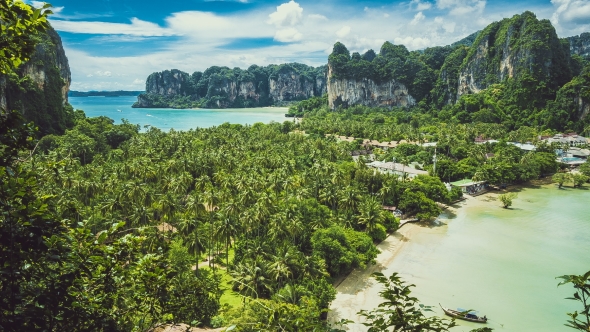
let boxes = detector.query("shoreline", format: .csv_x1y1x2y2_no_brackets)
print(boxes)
328,222,422,330
328,180,558,331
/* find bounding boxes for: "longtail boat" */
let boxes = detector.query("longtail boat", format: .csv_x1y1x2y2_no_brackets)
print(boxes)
439,304,488,323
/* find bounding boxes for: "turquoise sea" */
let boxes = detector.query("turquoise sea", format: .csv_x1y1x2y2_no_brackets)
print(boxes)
389,185,590,331
330,184,590,332
68,96,290,131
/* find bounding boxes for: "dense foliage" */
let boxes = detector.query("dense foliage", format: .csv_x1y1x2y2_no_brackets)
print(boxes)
557,270,590,331
134,63,326,109
328,11,590,133
299,106,561,187
4,25,74,135
359,272,457,331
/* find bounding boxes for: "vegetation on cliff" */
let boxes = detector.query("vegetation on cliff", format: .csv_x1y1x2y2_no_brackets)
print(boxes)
3,25,73,135
328,41,442,103
327,11,590,132
134,63,326,109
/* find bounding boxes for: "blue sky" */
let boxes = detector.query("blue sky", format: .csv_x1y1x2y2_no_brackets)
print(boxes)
29,0,590,91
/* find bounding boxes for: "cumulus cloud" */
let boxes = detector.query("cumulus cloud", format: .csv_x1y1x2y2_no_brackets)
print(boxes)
410,0,433,11
275,28,303,42
552,0,590,26
132,79,145,85
436,0,486,16
268,1,303,27
336,26,351,38
411,12,426,25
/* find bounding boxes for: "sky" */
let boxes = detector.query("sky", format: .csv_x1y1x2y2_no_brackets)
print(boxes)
28,0,590,91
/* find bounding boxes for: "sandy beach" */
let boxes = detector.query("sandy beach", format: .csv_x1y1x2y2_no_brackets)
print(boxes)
328,221,423,331
327,180,584,331
327,191,507,331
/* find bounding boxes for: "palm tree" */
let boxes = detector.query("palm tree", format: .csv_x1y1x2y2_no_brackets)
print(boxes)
179,217,206,275
230,258,272,299
215,211,239,266
358,196,384,233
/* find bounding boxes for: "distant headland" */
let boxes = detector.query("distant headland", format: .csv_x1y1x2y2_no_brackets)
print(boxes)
69,91,144,97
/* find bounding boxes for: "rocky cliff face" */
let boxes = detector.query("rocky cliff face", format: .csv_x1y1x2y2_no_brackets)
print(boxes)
1,25,72,134
327,65,415,109
567,32,590,59
135,64,326,109
145,70,190,96
269,71,316,102
456,12,571,100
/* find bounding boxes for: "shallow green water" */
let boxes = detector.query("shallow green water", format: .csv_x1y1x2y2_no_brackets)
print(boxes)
69,96,290,131
386,185,590,331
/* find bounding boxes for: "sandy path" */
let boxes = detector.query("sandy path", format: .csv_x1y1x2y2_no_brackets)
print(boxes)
328,223,421,331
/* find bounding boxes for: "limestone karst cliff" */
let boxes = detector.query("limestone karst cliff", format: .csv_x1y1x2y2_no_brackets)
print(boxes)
455,11,572,100
568,32,590,60
1,25,72,134
327,65,415,109
134,64,327,109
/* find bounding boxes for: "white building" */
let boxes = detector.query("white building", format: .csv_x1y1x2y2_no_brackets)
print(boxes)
367,161,429,179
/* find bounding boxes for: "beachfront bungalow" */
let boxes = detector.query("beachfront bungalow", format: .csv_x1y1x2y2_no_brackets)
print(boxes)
543,133,588,147
450,179,488,195
367,161,429,179
508,142,536,151
474,136,500,144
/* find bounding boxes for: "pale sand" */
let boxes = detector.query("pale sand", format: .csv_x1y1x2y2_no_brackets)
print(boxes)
327,192,506,331
328,223,421,331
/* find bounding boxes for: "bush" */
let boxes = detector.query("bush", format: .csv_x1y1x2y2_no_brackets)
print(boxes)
382,213,400,232
498,192,517,208
368,224,388,242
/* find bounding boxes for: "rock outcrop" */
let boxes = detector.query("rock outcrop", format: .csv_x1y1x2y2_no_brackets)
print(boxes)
269,71,316,102
145,70,191,96
327,65,415,109
567,32,590,59
134,64,327,109
456,11,571,99
1,25,72,134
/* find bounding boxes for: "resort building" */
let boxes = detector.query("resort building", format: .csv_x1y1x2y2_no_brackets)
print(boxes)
367,161,429,179
564,147,590,158
543,133,588,147
450,179,488,196
508,142,536,151
474,136,500,144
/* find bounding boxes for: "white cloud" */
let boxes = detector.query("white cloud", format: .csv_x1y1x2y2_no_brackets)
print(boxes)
308,13,328,20
436,0,486,16
267,1,303,27
336,26,351,38
55,0,582,91
275,28,303,42
50,18,175,36
552,0,590,27
411,12,426,25
410,0,433,11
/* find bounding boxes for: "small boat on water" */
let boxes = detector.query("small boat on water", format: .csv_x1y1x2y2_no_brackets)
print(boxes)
439,304,488,323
